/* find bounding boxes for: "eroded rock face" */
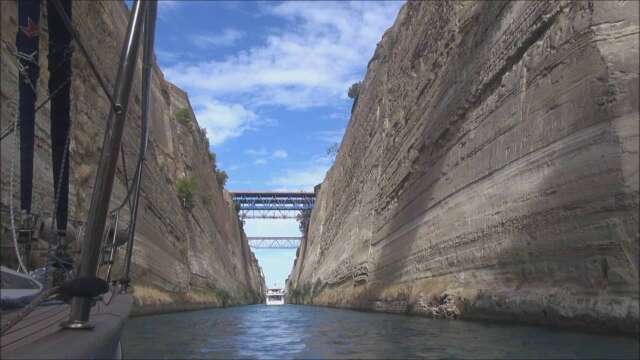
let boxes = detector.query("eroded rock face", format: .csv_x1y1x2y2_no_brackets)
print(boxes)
1,0,265,310
288,1,639,333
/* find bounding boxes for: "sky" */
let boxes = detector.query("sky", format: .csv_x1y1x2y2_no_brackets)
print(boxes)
152,0,404,288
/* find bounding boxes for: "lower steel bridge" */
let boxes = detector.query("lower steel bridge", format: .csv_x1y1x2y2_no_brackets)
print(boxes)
247,237,302,249
230,191,315,219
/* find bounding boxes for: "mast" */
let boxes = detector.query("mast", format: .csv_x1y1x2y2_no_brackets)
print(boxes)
65,0,148,328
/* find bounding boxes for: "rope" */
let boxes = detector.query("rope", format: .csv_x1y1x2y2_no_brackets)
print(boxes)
5,46,38,273
35,77,71,113
15,50,39,94
113,144,133,212
0,42,71,142
49,0,118,113
1,28,76,283
1,69,72,143
0,60,71,140
0,49,40,146
44,86,74,287
2,50,73,276
0,76,72,143
8,106,27,273
0,122,17,141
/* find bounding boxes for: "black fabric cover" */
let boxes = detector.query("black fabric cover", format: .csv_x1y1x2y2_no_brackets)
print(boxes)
47,0,72,233
16,0,41,213
59,277,109,299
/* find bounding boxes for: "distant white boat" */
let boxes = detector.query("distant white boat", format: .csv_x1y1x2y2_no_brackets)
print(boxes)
266,288,285,305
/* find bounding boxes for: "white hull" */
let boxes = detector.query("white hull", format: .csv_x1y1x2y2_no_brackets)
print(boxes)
266,298,284,305
265,288,285,305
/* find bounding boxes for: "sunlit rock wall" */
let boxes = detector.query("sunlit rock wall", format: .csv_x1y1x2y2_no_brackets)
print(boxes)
1,0,265,312
288,1,639,333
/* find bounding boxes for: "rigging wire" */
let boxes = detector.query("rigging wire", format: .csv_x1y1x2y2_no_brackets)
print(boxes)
8,0,153,272
44,115,73,286
3,8,76,280
0,286,60,336
5,40,44,274
9,104,28,274
1,5,142,280
0,77,71,142
49,0,119,114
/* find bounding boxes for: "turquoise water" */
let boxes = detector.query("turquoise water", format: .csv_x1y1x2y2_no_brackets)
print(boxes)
123,305,638,359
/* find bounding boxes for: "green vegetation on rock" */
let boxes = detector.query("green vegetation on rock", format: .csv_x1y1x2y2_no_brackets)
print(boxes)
175,107,191,126
176,176,197,210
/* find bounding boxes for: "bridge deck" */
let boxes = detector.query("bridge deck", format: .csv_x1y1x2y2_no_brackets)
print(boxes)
248,237,302,249
231,191,315,197
231,191,315,219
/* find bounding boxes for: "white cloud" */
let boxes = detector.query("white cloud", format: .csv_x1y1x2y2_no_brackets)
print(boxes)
164,1,403,110
316,129,344,143
158,1,181,19
191,97,257,146
268,157,331,191
254,158,267,165
245,148,269,156
160,0,180,9
155,49,206,67
272,149,288,159
191,29,245,48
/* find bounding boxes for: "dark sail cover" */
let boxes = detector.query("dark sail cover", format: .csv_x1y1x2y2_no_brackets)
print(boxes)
47,0,72,234
16,0,41,213
16,0,73,234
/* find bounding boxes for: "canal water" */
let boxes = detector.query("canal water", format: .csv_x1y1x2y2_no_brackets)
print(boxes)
123,305,638,359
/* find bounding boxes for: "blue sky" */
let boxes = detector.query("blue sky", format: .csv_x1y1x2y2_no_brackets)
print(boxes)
152,1,403,288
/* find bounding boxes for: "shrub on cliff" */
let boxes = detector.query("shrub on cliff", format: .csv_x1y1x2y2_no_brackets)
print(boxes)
175,107,191,126
213,288,231,307
348,81,362,113
208,150,217,168
348,81,361,99
176,176,197,210
215,168,228,188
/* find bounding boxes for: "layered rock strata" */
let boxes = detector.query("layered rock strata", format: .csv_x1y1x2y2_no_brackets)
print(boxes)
1,0,265,313
288,1,639,333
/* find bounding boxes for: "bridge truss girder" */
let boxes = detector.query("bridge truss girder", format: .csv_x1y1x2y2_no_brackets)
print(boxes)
248,237,302,249
231,192,315,220
238,209,303,219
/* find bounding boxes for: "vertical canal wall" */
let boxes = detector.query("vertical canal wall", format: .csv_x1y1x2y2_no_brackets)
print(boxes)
1,0,265,314
288,1,639,333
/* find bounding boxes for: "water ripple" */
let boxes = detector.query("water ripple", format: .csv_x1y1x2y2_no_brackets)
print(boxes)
123,305,638,359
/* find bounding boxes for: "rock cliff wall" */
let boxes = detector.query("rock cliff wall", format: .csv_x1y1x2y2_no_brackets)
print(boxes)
288,1,639,333
1,0,265,313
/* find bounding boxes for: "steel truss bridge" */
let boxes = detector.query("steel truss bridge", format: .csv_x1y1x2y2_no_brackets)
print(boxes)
231,192,315,219
231,191,315,249
247,237,302,249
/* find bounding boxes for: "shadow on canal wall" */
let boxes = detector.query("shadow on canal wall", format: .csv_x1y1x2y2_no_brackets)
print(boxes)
287,1,639,335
